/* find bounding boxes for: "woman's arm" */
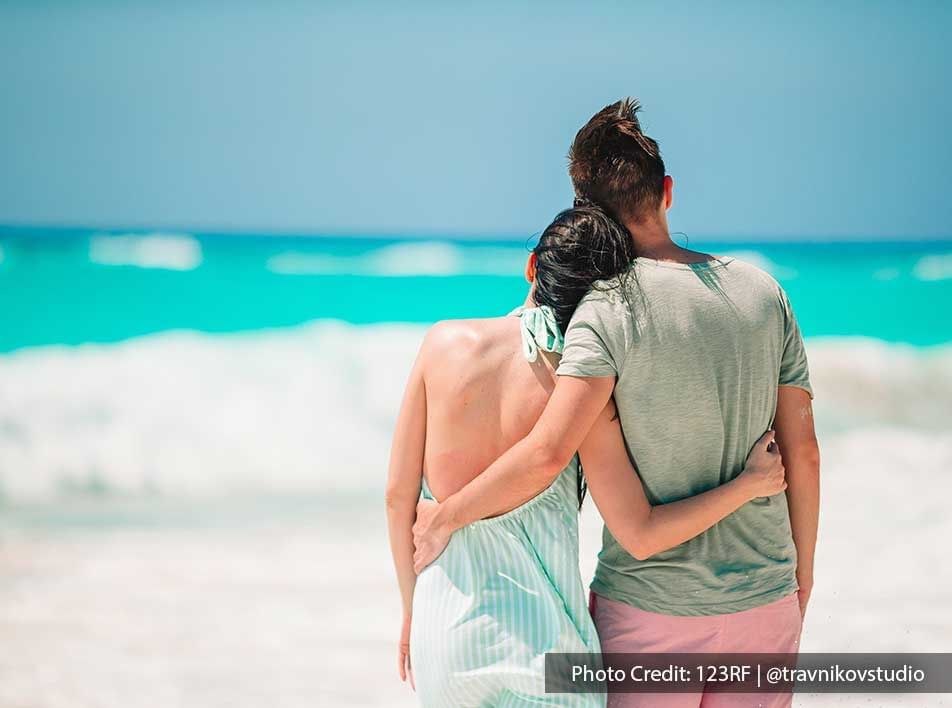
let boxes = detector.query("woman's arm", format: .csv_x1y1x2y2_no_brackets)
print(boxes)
578,402,784,561
385,347,427,684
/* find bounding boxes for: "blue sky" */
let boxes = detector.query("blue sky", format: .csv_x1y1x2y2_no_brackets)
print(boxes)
1,1,950,240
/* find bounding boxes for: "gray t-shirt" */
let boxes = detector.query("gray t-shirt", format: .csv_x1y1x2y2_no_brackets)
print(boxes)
557,255,812,616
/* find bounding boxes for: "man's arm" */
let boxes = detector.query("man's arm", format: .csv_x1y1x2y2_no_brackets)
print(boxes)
412,375,615,572
775,385,820,618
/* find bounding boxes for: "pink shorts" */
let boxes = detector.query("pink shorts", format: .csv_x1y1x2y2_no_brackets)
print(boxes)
591,591,803,708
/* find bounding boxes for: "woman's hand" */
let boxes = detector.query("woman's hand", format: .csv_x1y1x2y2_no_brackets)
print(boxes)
737,430,786,499
413,498,451,573
397,613,414,689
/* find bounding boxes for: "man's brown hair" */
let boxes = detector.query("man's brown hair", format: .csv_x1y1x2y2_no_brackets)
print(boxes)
568,98,666,223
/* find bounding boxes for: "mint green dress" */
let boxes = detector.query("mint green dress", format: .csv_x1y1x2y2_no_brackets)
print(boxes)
410,306,604,708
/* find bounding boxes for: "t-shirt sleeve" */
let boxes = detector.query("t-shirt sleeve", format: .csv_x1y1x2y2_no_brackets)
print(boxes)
556,293,621,378
778,288,814,399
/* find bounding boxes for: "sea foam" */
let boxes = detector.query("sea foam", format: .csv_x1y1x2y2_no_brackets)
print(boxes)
89,233,203,271
0,323,949,503
913,253,952,281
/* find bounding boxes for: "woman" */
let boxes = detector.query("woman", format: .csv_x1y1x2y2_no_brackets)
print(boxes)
385,206,784,707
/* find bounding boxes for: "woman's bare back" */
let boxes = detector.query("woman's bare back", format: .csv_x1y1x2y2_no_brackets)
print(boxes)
419,315,558,503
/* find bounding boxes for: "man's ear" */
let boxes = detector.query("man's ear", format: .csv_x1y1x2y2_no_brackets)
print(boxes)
525,252,537,284
663,175,674,210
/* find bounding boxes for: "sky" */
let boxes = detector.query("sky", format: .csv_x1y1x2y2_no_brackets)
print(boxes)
1,1,950,240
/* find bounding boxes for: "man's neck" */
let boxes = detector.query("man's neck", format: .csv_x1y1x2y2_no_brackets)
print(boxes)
621,217,711,263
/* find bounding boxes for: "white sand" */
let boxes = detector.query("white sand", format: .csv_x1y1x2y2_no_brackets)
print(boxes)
0,479,949,708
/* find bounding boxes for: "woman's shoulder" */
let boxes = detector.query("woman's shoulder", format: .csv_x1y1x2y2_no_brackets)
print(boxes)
420,316,514,360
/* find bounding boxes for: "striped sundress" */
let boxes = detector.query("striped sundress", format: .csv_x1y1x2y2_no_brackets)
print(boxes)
410,306,604,708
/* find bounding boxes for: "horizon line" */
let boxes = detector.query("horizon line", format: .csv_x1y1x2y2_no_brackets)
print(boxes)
0,221,950,245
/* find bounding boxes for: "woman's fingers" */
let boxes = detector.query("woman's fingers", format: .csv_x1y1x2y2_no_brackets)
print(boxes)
398,649,406,681
397,648,415,688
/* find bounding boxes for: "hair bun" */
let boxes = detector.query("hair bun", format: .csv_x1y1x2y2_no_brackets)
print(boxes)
573,195,598,208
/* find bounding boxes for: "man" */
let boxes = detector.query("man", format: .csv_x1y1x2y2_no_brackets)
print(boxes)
413,99,820,707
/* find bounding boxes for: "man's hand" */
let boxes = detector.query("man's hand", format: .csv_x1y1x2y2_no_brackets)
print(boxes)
413,498,451,573
797,575,813,619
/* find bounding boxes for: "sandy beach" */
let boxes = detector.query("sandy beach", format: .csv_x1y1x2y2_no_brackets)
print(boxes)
1,490,949,708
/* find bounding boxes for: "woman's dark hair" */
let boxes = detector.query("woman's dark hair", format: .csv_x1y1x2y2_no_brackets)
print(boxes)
530,201,636,508
531,200,635,334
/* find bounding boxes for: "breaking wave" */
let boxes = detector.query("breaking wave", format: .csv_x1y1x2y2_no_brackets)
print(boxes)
0,324,949,503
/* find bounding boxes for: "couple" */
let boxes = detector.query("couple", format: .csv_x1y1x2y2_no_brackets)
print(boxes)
386,99,820,708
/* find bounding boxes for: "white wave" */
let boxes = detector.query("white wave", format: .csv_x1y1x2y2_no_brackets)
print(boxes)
0,326,949,503
0,322,423,502
89,233,203,271
267,241,525,277
721,250,798,279
913,253,952,281
806,336,952,431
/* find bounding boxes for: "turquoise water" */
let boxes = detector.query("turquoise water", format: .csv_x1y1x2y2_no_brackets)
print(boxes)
1,227,951,351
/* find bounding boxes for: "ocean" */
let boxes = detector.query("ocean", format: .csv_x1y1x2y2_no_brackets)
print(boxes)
1,228,951,708
2,230,952,352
